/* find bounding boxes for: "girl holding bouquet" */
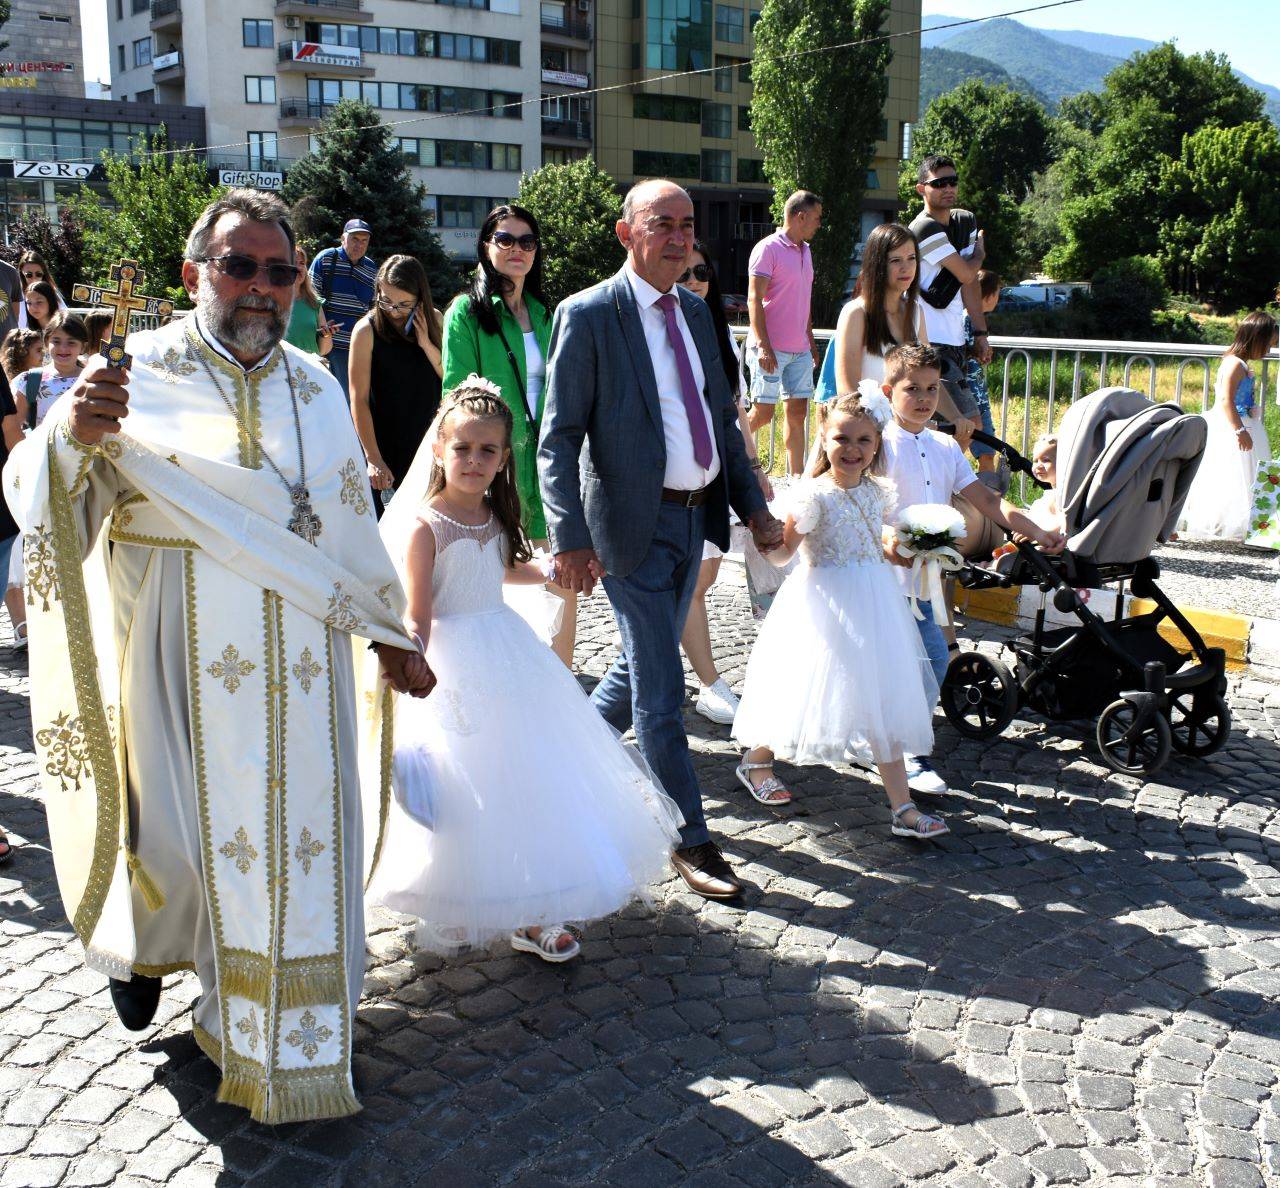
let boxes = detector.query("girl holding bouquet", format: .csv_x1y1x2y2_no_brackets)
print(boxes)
730,386,948,839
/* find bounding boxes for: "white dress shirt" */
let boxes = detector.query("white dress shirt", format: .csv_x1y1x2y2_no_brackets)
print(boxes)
625,264,721,491
881,418,978,592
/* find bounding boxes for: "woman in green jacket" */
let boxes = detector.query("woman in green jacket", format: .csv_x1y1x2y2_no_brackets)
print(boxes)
441,204,577,665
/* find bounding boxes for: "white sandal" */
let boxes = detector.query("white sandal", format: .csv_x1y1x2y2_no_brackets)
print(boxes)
734,755,792,805
12,621,26,652
511,925,580,963
891,800,949,840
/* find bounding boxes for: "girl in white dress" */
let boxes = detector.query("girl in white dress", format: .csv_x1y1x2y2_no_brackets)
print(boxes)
731,389,946,839
368,380,683,962
1181,312,1276,543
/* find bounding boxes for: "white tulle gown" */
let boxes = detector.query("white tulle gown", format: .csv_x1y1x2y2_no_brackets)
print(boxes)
367,506,683,951
1181,359,1270,542
732,477,937,765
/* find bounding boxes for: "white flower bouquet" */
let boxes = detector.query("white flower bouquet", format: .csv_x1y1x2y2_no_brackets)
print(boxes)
894,503,967,621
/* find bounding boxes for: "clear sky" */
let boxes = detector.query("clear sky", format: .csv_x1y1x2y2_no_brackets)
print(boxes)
78,0,1280,94
924,0,1280,90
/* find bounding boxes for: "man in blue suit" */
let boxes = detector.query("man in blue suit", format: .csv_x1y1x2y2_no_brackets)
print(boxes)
539,179,784,899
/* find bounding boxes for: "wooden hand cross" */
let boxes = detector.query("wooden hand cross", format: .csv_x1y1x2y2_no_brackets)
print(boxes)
72,259,174,370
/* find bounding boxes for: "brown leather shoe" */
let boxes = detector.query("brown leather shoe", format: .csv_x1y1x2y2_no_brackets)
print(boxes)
671,841,744,899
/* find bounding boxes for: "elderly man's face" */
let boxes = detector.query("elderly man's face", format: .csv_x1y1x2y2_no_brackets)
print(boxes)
181,212,294,362
617,185,695,293
343,231,371,261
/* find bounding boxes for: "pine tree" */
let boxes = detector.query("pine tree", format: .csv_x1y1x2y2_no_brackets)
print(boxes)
517,158,623,308
750,0,892,326
282,100,460,304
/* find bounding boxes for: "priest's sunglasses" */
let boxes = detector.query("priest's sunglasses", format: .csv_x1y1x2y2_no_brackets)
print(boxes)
195,253,302,287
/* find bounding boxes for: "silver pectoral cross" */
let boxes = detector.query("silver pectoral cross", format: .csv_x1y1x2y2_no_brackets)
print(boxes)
288,486,323,544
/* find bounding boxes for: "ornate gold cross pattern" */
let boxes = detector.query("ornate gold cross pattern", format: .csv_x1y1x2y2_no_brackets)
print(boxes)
72,259,174,370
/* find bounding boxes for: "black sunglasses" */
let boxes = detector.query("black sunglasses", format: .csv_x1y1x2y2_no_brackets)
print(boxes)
923,175,959,190
678,264,713,283
195,253,301,287
489,231,539,252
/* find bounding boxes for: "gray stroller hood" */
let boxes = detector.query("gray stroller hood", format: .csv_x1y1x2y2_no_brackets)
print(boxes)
1056,387,1207,565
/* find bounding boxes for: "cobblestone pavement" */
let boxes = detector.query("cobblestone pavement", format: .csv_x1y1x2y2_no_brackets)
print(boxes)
2,574,1280,1188
1150,541,1278,623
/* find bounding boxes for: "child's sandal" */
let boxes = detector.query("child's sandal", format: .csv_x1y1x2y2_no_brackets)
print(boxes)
734,756,792,805
891,800,949,840
511,925,580,963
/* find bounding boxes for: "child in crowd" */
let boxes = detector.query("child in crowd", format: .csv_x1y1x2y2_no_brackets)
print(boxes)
81,310,114,359
1,329,42,383
867,345,1064,796
12,312,88,429
965,270,1002,480
367,380,682,963
1025,434,1063,532
731,389,947,837
1180,311,1277,542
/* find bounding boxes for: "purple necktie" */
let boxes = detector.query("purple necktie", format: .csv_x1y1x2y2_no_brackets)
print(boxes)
655,292,713,469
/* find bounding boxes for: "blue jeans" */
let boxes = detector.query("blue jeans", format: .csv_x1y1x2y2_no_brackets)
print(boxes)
748,346,815,404
592,502,708,849
914,602,950,705
329,346,350,400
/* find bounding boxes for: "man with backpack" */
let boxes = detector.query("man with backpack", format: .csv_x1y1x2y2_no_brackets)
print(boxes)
308,218,378,398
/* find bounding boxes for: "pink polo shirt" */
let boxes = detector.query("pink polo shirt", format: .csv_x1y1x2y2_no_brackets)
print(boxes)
748,229,813,353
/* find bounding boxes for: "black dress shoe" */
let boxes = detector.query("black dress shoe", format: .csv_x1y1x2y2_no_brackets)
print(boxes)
671,841,745,900
109,974,162,1031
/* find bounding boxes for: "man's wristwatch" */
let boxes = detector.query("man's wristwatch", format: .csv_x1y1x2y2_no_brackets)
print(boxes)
973,330,989,339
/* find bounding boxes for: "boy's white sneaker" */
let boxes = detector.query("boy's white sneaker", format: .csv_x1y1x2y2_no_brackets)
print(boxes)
904,755,949,796
695,679,740,725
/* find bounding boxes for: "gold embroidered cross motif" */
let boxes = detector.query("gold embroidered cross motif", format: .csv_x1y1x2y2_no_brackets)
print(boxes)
338,459,371,517
324,584,365,633
219,826,259,874
23,527,59,611
292,646,323,694
376,583,394,610
35,712,91,791
292,366,323,404
294,826,325,875
207,644,255,693
235,1007,261,1052
285,1009,333,1062
146,347,197,384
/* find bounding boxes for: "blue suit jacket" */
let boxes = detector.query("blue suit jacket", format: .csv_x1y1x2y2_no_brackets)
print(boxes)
537,268,767,578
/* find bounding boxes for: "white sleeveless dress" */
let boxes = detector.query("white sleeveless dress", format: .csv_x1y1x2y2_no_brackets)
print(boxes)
367,506,683,949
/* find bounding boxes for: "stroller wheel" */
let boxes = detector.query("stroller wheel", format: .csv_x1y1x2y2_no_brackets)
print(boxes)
941,651,1018,739
1096,699,1172,776
1168,693,1231,758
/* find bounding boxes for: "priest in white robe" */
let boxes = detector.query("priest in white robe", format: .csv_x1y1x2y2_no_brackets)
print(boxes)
3,189,434,1124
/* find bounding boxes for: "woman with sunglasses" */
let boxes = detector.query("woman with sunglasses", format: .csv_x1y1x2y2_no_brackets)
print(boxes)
441,205,576,665
349,254,444,515
677,241,773,726
18,251,64,303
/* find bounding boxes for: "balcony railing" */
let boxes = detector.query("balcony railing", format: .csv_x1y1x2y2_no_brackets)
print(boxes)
150,0,180,17
539,16,591,39
279,98,330,120
277,0,364,8
540,117,591,140
734,221,774,242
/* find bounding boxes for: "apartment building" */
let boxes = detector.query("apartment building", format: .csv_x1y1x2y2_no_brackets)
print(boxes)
592,0,920,292
107,0,549,256
2,0,85,99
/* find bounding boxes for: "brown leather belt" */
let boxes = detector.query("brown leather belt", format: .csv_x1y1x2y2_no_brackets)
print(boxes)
661,485,712,508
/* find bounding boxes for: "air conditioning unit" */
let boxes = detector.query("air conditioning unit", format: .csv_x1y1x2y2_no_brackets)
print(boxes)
284,15,299,28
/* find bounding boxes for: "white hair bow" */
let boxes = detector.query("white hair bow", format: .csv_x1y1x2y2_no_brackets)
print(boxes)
856,379,893,429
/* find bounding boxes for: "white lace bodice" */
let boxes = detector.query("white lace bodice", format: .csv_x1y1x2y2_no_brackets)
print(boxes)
791,477,894,568
420,506,507,616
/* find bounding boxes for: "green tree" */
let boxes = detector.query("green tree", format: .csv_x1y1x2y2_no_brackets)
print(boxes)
282,100,460,303
1088,255,1167,338
1159,121,1280,309
517,157,623,309
1,208,85,291
66,130,221,305
750,0,892,325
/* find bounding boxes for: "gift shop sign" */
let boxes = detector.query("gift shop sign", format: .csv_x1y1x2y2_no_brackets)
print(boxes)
214,169,285,190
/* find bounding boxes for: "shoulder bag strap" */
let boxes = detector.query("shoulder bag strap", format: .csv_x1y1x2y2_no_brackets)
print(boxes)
491,319,537,435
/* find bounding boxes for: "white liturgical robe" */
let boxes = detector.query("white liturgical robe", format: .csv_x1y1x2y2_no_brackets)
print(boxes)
4,313,414,1124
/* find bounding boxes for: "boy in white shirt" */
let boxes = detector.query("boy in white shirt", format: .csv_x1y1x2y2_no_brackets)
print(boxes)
875,344,1063,795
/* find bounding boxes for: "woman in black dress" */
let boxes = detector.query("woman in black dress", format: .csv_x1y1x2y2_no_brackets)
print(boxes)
349,254,444,513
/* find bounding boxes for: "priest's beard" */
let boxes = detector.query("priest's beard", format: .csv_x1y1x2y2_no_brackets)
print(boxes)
198,276,289,360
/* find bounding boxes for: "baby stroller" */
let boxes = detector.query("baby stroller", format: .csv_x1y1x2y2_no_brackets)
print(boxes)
941,388,1226,777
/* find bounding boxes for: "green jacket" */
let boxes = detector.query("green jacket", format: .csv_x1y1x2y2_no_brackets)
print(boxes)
441,291,554,539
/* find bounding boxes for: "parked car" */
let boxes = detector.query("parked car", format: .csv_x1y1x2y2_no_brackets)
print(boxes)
722,293,749,317
996,292,1043,311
